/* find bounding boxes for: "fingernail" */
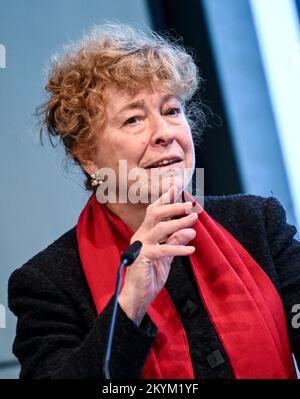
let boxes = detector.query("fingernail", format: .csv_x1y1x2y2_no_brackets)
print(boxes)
189,212,198,218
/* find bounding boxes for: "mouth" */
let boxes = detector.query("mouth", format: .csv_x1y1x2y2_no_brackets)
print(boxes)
144,158,183,169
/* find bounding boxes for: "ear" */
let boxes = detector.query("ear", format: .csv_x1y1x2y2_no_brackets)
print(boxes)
78,157,98,177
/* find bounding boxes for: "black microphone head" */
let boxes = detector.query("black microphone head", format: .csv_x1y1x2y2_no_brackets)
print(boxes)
120,240,142,266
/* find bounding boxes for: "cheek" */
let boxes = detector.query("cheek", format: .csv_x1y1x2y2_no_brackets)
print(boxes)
120,137,148,159
109,137,148,167
181,129,195,167
180,126,194,152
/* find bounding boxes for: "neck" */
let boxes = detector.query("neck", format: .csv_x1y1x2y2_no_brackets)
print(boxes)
105,201,148,232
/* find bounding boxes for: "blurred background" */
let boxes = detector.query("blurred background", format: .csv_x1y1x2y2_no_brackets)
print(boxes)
0,0,299,378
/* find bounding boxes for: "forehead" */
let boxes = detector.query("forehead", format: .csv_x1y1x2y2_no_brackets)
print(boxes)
103,85,177,113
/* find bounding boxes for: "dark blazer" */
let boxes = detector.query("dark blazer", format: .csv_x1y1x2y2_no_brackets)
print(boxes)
8,194,300,379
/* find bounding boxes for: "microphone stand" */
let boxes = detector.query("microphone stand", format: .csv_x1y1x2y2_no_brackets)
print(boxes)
103,241,142,379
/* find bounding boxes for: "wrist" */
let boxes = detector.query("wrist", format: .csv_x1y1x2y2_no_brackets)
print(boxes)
118,291,148,327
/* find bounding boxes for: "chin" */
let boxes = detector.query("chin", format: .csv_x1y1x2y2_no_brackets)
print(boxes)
149,175,190,203
125,164,194,204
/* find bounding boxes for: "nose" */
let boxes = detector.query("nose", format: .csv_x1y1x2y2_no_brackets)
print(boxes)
150,116,175,147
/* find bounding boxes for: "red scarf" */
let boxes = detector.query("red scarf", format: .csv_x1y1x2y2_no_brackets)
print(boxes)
77,193,296,379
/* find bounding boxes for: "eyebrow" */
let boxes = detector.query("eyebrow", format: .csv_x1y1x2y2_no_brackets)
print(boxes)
115,94,178,117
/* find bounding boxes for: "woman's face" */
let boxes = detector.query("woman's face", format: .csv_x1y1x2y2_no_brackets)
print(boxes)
84,84,195,203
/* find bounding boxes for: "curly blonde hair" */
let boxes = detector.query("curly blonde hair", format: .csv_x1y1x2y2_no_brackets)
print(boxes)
37,22,205,192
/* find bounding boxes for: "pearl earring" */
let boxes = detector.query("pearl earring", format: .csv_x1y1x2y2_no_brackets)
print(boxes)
90,173,104,187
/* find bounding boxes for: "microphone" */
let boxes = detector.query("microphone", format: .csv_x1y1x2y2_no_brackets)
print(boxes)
103,240,143,379
121,240,143,265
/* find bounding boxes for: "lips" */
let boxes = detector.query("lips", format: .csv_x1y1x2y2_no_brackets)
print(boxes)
143,156,183,169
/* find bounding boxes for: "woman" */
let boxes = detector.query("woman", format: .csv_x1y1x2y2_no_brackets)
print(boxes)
8,22,300,379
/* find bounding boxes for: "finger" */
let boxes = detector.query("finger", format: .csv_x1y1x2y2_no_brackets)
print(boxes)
147,244,196,259
182,191,204,214
150,213,198,242
153,184,178,206
146,202,194,226
167,228,196,246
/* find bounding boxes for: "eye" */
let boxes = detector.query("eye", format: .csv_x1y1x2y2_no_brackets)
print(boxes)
166,107,181,116
124,116,140,126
